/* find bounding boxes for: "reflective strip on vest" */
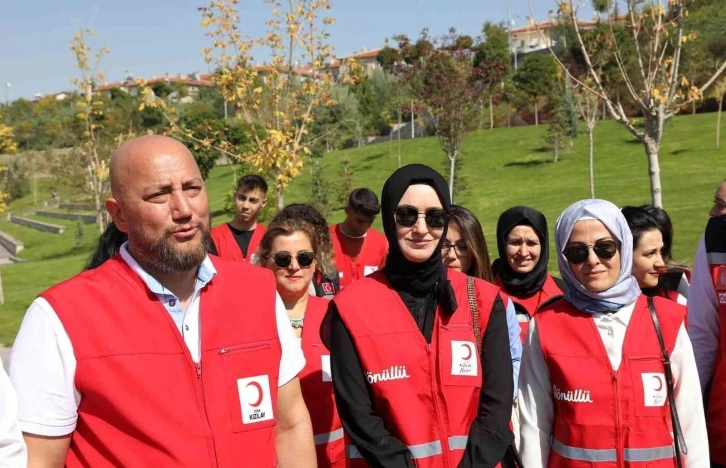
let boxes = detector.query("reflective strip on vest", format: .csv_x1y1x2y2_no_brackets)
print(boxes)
314,428,344,445
346,440,444,459
448,435,468,450
708,252,726,265
623,445,675,462
552,439,675,463
551,439,617,462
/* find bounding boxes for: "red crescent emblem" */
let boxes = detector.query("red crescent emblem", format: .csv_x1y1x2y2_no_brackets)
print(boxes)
461,343,472,360
246,381,264,407
652,375,663,392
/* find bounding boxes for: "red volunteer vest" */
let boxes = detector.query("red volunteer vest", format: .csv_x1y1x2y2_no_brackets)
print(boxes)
334,270,496,468
537,295,685,467
330,225,388,288
705,215,726,464
495,272,563,343
41,256,281,467
299,296,345,467
210,223,267,262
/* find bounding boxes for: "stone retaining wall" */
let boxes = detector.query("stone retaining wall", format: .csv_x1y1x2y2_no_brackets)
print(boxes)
0,230,24,255
36,210,96,223
10,216,65,234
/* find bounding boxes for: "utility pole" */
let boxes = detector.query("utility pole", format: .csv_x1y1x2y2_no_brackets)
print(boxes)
508,0,517,71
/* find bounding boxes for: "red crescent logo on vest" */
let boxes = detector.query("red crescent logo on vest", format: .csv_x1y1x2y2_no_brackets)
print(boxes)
461,343,473,360
246,381,264,407
652,375,663,392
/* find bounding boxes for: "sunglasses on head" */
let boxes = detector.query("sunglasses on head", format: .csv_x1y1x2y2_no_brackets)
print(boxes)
563,239,620,264
270,251,315,269
394,206,447,229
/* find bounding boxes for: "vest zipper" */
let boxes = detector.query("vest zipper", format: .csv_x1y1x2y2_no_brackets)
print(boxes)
193,361,219,468
430,311,452,467
611,372,622,467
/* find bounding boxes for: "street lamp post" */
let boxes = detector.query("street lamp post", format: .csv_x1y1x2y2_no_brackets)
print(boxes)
4,82,10,105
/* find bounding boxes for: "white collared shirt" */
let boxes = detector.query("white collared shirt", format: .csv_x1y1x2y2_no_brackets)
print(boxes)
9,248,304,437
0,357,27,467
519,302,709,468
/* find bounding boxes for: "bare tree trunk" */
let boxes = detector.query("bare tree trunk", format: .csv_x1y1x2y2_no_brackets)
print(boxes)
588,126,595,198
0,269,4,305
554,135,559,162
489,95,494,129
479,100,484,131
718,96,723,150
276,185,284,210
389,128,393,157
507,104,512,128
534,100,539,126
448,153,456,203
602,99,606,121
692,100,697,115
644,117,664,208
398,105,402,168
411,99,415,139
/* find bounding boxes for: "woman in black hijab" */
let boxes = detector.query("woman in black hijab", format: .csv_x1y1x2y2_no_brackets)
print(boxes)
492,206,564,343
327,164,514,468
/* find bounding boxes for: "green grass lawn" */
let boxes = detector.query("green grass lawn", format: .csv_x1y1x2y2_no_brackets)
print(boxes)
0,112,723,345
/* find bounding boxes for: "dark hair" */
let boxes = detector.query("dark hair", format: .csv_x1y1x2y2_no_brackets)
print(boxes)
621,206,661,250
270,203,336,278
84,222,127,270
236,174,268,195
449,205,494,282
348,188,380,217
641,205,673,262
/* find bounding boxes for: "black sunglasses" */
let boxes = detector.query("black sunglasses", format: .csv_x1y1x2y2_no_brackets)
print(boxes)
394,206,447,229
563,240,620,264
270,251,315,269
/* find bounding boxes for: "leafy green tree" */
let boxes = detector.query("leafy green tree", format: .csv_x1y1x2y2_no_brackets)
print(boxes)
513,55,559,126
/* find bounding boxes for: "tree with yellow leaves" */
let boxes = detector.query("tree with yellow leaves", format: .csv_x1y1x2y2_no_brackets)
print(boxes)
536,0,726,208
71,25,110,233
0,113,17,214
198,0,356,209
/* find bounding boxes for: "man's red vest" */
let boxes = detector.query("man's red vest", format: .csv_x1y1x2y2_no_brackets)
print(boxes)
537,295,685,467
495,272,563,343
210,223,267,262
299,296,345,468
333,269,497,468
41,256,282,467
704,215,726,464
330,225,388,288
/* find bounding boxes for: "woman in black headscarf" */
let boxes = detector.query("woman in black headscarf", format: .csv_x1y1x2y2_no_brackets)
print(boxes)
326,164,514,468
492,206,564,343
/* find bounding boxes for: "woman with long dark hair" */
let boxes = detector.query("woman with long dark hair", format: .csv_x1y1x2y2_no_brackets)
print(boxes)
492,206,564,342
622,205,689,304
518,199,707,467
327,164,514,467
442,204,523,448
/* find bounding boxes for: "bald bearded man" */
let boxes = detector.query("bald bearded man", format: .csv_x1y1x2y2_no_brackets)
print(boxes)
9,136,316,468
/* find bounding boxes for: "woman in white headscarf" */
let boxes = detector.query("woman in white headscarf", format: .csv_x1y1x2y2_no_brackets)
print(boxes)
518,199,708,468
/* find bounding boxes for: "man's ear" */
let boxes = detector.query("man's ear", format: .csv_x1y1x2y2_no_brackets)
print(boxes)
261,197,268,209
344,206,352,217
105,198,129,233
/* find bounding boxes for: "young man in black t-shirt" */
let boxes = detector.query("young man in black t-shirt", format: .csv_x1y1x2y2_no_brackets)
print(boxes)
210,174,268,262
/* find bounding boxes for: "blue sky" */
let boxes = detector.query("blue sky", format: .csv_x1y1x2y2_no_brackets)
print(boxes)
1,0,591,100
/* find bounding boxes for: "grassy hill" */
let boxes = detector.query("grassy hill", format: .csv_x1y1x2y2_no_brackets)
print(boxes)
0,112,723,344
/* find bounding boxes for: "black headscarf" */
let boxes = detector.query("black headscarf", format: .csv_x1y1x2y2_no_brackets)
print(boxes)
492,206,550,297
381,164,457,314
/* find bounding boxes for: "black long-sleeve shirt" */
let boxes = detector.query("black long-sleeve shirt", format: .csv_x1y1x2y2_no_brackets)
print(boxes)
328,289,514,467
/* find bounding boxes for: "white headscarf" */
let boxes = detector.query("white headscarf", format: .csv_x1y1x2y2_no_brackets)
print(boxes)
555,199,642,313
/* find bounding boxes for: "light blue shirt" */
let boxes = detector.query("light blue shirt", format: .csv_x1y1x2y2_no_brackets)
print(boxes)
505,298,523,401
120,242,216,334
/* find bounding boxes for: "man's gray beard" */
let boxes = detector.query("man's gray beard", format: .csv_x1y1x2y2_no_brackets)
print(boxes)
132,227,211,274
